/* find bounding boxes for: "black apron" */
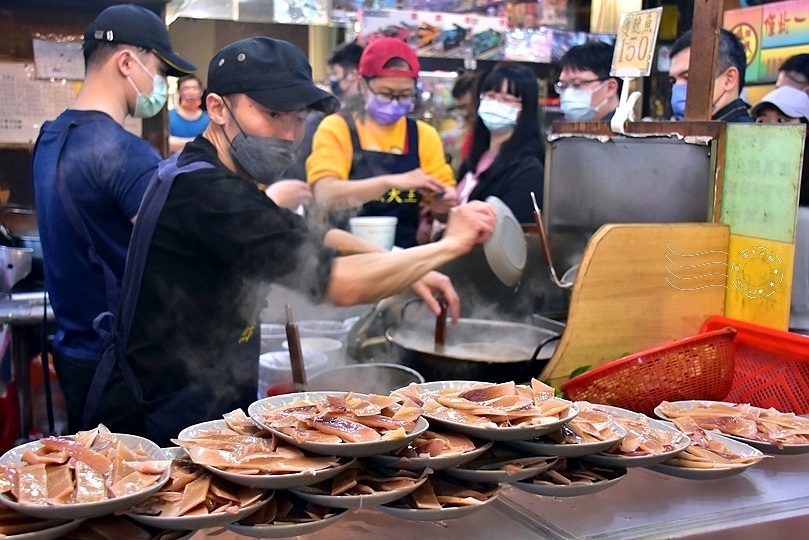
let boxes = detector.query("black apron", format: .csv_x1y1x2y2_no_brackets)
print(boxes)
82,154,219,445
343,114,421,248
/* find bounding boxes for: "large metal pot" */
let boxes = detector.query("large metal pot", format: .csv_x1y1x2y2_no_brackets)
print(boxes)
0,207,43,282
307,363,425,394
385,318,558,383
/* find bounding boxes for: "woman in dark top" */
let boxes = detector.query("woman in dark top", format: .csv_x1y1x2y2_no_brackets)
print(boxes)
456,63,545,222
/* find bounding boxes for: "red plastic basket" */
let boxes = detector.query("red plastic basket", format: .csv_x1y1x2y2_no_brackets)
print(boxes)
700,316,809,414
560,329,737,416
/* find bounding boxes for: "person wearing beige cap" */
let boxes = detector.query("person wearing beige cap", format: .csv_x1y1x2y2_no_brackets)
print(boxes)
80,37,495,444
31,4,195,434
750,85,809,334
307,38,459,248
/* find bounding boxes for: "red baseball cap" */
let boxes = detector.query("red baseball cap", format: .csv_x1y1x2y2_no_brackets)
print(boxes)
359,38,420,79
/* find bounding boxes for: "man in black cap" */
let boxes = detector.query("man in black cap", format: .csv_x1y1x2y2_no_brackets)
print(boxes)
106,37,495,444
31,4,195,434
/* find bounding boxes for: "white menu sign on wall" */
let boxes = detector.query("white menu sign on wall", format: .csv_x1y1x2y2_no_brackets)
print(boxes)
0,63,80,143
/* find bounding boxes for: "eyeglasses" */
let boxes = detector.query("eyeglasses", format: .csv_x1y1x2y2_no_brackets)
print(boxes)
366,83,416,105
554,78,603,91
479,92,522,108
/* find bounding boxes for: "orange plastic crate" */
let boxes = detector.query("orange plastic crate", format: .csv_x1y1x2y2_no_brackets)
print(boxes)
560,329,737,416
700,316,809,414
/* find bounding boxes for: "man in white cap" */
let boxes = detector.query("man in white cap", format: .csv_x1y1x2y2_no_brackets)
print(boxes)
31,4,195,434
87,37,494,444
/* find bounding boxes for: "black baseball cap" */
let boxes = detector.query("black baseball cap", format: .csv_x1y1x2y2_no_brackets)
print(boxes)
83,4,196,77
208,37,339,114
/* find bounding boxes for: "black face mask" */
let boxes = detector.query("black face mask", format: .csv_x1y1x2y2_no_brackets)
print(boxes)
330,77,344,99
222,101,296,184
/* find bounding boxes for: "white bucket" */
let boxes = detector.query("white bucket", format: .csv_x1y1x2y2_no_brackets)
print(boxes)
283,336,346,369
258,349,328,399
349,216,397,250
298,319,353,343
260,323,287,354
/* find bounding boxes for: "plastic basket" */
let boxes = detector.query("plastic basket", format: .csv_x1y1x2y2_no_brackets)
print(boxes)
560,329,737,416
700,316,809,414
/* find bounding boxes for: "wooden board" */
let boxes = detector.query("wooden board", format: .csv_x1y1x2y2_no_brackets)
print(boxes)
539,223,729,387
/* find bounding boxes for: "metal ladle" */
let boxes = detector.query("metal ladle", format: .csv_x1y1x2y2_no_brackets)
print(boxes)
530,192,574,290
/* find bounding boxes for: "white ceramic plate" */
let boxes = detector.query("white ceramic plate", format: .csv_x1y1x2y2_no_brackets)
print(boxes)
127,492,272,531
512,464,628,497
248,392,429,457
176,420,357,489
483,195,526,287
377,484,501,521
290,472,428,509
578,405,691,468
397,381,579,442
443,454,558,484
0,434,170,520
225,508,348,538
507,422,627,458
369,439,494,471
2,518,84,540
647,430,765,480
126,447,273,530
653,400,809,456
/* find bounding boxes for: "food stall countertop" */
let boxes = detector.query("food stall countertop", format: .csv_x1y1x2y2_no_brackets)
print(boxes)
189,451,809,540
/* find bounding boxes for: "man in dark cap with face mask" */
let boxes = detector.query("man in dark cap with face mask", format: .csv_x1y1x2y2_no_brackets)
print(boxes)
31,4,195,434
94,37,495,444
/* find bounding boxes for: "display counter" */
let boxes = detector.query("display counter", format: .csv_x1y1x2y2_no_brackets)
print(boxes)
188,452,809,540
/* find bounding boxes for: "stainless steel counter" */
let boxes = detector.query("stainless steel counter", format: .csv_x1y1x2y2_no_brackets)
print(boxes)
189,452,809,540
0,291,52,325
1,291,54,441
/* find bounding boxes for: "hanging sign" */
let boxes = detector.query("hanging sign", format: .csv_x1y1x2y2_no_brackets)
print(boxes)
610,6,663,78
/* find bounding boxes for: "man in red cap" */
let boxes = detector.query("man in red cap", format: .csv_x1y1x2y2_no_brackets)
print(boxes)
307,38,458,248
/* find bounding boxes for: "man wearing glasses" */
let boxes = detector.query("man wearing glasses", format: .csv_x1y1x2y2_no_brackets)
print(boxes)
307,38,458,248
556,41,621,122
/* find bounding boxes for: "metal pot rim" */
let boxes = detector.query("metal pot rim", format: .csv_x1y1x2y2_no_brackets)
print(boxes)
385,318,556,362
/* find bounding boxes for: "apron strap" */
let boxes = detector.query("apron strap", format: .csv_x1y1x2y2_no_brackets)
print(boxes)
82,155,214,427
49,118,121,316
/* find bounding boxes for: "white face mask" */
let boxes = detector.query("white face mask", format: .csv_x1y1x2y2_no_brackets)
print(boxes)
477,98,520,133
560,80,608,121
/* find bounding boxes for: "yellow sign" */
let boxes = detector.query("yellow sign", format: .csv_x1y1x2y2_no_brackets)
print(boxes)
611,7,663,78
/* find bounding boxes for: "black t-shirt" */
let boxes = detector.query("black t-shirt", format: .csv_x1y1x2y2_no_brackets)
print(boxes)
126,136,335,417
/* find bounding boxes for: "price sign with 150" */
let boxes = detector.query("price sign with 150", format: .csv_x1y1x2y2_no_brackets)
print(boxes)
611,7,663,78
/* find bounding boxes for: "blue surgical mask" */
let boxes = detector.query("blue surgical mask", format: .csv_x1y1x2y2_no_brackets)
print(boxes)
671,83,687,120
477,98,520,133
560,81,607,122
127,55,168,119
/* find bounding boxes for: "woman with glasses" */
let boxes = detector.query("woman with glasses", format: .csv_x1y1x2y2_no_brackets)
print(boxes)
307,38,458,248
455,62,544,223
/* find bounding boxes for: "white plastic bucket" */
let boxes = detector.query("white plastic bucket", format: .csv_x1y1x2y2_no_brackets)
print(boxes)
258,349,328,399
260,323,287,354
348,216,397,250
283,336,346,369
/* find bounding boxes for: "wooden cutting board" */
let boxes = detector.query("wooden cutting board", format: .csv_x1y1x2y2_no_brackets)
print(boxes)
539,223,729,387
